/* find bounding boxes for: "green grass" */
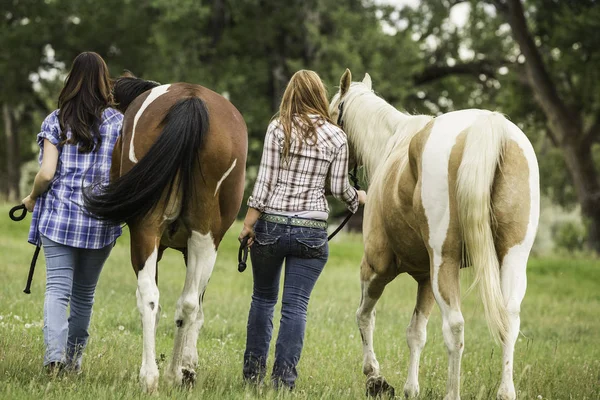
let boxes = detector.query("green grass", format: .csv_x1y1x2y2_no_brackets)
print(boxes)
0,204,598,399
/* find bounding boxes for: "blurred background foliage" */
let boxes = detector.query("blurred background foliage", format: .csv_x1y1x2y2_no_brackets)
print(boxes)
2,0,599,254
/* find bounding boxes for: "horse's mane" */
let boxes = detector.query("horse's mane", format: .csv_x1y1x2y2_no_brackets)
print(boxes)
113,76,161,113
341,83,431,179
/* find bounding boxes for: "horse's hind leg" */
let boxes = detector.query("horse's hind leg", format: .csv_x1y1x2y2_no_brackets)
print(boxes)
130,226,162,393
493,138,538,400
403,276,435,399
495,252,528,400
166,230,217,387
357,255,397,397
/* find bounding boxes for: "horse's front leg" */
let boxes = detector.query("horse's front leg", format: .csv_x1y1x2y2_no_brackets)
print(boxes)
404,276,435,399
131,230,161,393
166,231,217,387
431,254,464,400
357,256,397,398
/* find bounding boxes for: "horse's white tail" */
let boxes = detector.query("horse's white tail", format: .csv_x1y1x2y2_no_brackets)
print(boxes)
456,112,509,344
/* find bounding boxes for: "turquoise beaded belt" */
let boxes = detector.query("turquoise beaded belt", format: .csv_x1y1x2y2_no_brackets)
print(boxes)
259,213,327,229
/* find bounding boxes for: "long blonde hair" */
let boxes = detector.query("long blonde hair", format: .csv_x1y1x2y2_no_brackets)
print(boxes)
277,70,334,161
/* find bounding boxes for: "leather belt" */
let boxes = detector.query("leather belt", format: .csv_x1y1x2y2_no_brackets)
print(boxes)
259,213,327,229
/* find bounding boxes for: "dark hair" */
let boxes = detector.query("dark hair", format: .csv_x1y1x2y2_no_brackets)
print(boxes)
57,52,114,153
113,76,160,113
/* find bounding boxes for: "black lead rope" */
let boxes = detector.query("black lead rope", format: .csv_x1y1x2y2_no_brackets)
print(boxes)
327,165,360,241
238,236,249,273
9,204,40,294
237,99,359,272
9,204,27,222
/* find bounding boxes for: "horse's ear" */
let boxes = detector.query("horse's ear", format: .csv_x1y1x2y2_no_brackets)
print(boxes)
340,68,352,96
121,69,136,78
362,73,372,90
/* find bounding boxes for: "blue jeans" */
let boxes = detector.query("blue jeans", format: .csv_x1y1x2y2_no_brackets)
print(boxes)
41,235,113,370
243,219,329,389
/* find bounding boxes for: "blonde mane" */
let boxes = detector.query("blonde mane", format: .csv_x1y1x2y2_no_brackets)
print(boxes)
337,83,433,180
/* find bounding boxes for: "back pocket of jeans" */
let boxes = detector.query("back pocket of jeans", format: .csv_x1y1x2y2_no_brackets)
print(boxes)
296,237,328,259
253,232,280,256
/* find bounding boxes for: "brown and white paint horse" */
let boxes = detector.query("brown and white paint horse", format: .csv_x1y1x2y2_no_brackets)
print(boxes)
84,76,247,392
330,70,539,400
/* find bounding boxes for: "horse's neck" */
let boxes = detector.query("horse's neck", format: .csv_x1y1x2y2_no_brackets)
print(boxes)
347,100,418,180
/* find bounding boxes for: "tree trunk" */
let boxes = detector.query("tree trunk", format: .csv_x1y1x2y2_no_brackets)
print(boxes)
3,103,20,202
562,141,600,252
498,0,600,251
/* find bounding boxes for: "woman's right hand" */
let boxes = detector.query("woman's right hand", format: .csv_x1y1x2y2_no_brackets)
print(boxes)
22,194,37,212
238,224,256,247
357,190,367,205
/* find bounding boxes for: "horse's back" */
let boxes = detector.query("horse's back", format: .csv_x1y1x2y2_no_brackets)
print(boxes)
120,83,246,170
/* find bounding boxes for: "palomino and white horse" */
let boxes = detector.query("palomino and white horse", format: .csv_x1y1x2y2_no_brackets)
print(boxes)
330,70,539,400
84,75,247,392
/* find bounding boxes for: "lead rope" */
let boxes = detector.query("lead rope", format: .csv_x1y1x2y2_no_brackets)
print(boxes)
9,204,40,294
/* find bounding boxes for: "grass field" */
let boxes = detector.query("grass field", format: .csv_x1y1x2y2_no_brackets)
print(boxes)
1,204,599,399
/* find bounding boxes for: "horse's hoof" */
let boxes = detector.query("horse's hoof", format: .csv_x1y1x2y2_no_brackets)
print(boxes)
496,385,516,400
366,376,395,398
404,382,419,398
182,367,196,388
140,366,160,394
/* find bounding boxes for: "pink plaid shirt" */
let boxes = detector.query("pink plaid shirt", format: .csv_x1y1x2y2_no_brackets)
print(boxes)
248,116,358,216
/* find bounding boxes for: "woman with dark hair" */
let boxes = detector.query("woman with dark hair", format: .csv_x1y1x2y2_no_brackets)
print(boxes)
22,52,123,373
238,70,367,389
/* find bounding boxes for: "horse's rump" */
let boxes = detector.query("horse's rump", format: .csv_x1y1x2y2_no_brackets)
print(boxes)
84,81,247,237
84,89,209,225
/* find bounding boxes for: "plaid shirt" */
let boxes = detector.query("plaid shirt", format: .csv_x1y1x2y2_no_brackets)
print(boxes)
28,109,123,249
248,116,359,216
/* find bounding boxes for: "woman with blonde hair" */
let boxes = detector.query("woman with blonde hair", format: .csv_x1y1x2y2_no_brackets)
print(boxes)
239,69,367,389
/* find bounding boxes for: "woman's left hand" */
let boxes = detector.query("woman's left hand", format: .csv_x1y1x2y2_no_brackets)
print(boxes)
22,195,36,212
238,224,256,247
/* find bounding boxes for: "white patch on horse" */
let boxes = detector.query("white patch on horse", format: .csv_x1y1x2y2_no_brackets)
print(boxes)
129,84,171,163
167,231,217,386
136,246,160,393
421,110,487,300
421,110,489,399
214,159,237,196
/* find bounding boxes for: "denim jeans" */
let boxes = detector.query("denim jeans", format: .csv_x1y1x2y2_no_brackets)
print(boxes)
41,234,112,370
243,219,329,389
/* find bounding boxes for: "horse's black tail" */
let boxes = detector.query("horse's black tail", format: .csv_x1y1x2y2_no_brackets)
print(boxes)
83,97,209,225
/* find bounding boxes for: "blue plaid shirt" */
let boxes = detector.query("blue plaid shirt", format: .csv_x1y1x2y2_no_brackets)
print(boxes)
28,108,124,249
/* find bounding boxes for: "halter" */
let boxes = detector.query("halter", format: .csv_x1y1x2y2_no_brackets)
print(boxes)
337,99,346,129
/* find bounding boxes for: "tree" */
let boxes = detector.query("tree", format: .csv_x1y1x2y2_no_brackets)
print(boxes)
496,0,600,251
396,0,600,251
0,1,63,201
